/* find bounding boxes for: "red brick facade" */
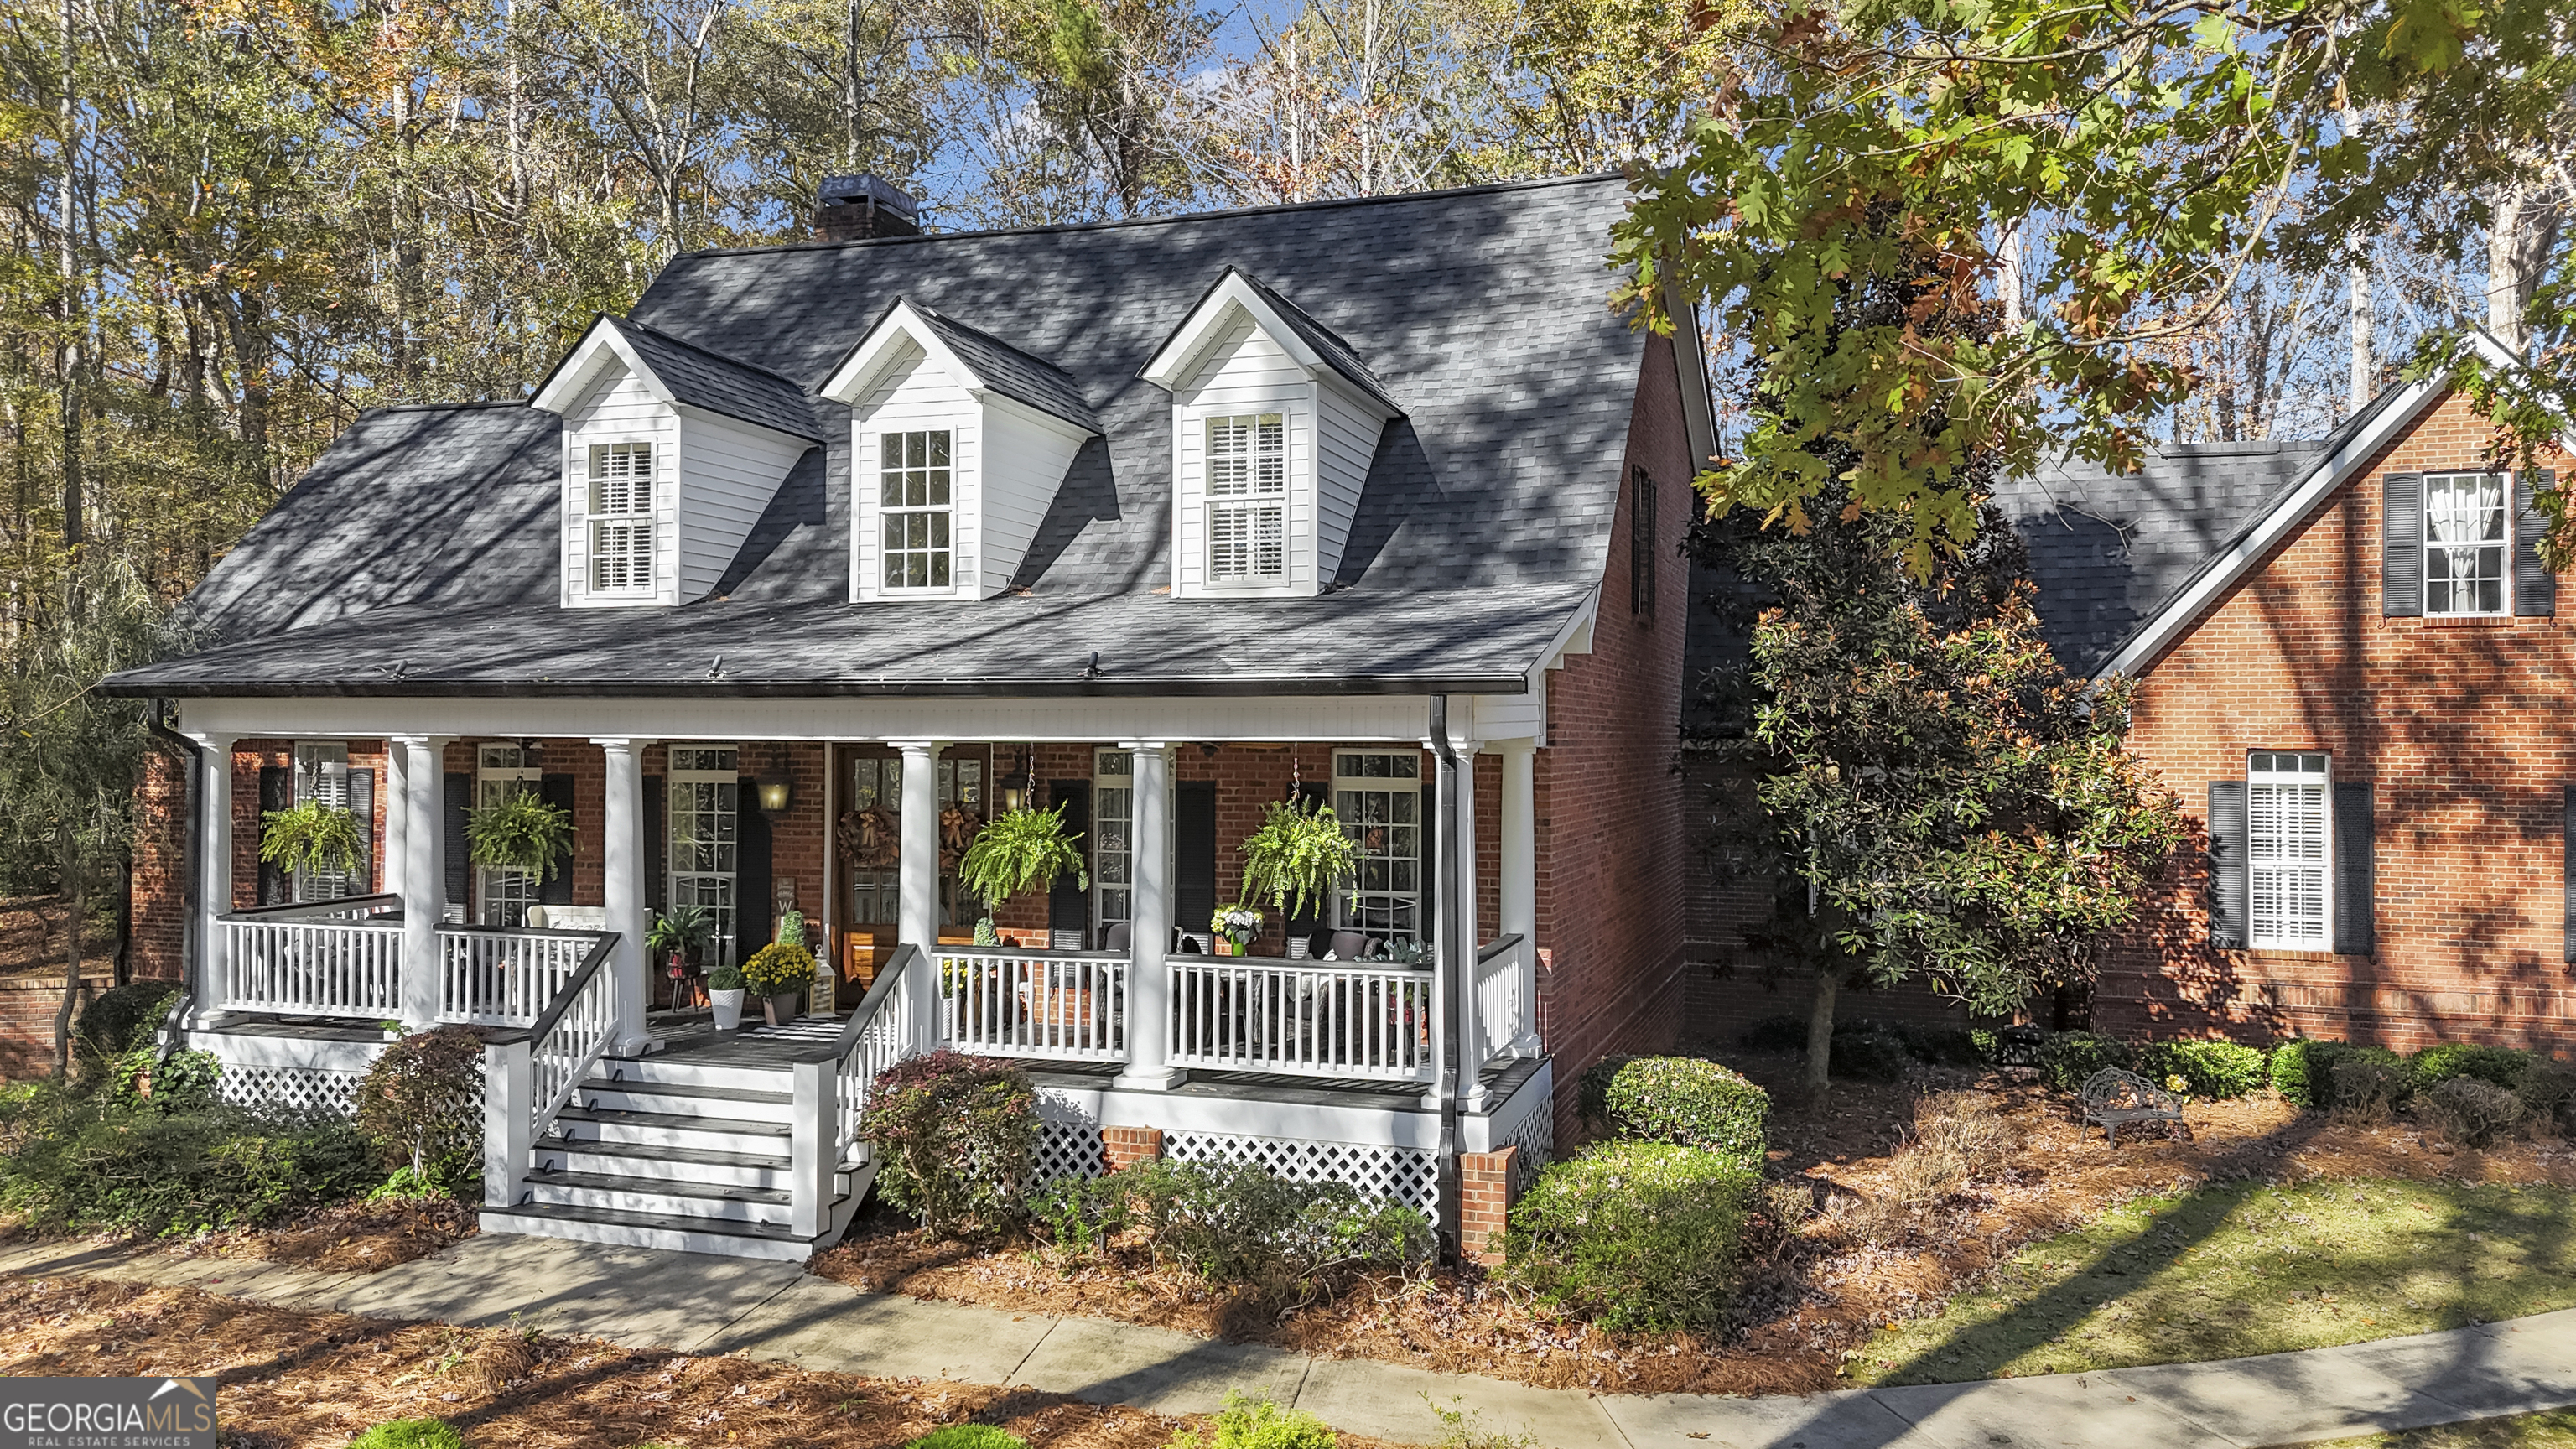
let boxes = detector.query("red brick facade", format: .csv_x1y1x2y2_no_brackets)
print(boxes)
1457,1145,1519,1265
2103,387,2576,1052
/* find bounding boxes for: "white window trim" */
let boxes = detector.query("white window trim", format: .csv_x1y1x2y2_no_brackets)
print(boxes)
668,745,742,967
579,438,660,599
2423,470,2512,618
2246,750,2332,951
1332,750,1426,945
475,745,543,927
1203,413,1288,585
854,417,978,602
1172,390,1314,600
292,741,354,902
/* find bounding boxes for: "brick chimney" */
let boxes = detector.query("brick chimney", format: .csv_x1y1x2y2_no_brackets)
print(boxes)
816,174,921,243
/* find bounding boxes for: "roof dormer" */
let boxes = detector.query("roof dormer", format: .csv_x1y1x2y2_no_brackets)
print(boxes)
1140,268,1402,600
820,299,1099,602
532,315,822,609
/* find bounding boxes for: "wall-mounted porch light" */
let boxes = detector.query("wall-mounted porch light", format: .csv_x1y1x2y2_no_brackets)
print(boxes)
756,778,793,813
998,745,1033,814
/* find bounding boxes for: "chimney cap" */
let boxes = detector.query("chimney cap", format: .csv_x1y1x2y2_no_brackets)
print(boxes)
819,174,918,220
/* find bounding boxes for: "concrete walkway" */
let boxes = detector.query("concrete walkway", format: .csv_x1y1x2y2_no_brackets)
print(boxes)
5,1232,2574,1449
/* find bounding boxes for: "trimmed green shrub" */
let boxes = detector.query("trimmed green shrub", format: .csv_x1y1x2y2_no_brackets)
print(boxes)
2037,1031,2134,1093
1503,1140,1757,1332
2330,1055,2405,1122
2407,1044,2533,1095
2134,1040,2269,1099
1034,1158,1432,1306
349,1420,465,1449
1600,1057,1768,1163
1830,1021,1912,1082
1166,1391,1334,1449
75,979,183,1063
2423,1077,2526,1146
902,1427,1028,1449
0,1077,378,1236
2270,1039,2322,1107
1739,1015,1810,1052
859,1052,1037,1238
1576,1053,1643,1130
114,1047,221,1113
357,1026,485,1187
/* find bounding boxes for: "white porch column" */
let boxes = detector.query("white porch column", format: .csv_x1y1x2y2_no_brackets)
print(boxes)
595,738,654,1055
1453,737,1486,1111
895,741,942,1046
1498,740,1540,1057
1116,742,1181,1089
186,733,236,1026
382,742,408,898
1426,729,1458,1112
393,735,450,1030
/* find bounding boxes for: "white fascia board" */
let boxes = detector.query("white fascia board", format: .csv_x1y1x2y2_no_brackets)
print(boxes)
667,400,820,451
1662,281,1718,469
1140,272,1327,392
1317,368,1401,425
978,387,1097,443
2091,372,2459,683
532,318,671,416
1533,589,1600,680
819,299,985,406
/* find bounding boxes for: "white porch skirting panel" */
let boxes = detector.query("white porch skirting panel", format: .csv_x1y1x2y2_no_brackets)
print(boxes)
190,1028,389,1119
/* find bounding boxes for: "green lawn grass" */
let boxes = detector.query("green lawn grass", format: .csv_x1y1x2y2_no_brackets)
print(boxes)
1844,1178,2576,1386
2299,1409,2576,1449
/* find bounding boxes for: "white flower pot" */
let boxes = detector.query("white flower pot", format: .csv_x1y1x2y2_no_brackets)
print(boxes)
711,988,746,1031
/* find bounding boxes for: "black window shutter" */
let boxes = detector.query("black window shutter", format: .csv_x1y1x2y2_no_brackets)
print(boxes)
737,789,773,955
443,771,471,917
257,766,292,905
1631,467,1657,620
539,774,577,905
1048,781,1092,936
644,776,666,915
1176,781,1218,948
2206,781,2249,948
2383,473,2424,617
2332,781,2374,955
2516,470,2556,617
2564,786,2576,964
348,768,376,894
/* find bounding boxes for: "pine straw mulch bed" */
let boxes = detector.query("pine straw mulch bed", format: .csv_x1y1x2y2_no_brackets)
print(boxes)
0,1274,1404,1449
0,1196,480,1279
811,1049,2576,1399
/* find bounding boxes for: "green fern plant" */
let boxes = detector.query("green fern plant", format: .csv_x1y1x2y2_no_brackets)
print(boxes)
259,799,366,878
1237,796,1360,922
465,790,574,881
958,804,1088,908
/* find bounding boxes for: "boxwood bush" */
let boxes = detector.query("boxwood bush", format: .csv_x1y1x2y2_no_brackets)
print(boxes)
2407,1044,2533,1095
2134,1040,2270,1099
1599,1057,1768,1164
2271,1041,2406,1110
859,1051,1037,1239
2037,1031,2134,1093
1502,1140,1756,1332
1576,1053,1644,1130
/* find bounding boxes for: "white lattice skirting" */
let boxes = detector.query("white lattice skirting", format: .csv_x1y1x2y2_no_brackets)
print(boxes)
217,1063,367,1117
1163,1130,1443,1222
1032,1114,1109,1185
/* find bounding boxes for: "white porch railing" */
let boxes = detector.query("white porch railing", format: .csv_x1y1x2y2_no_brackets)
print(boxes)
938,947,1127,1062
787,943,929,1238
483,931,620,1209
1169,956,1435,1081
438,925,607,1026
216,895,404,1019
1474,934,1526,1067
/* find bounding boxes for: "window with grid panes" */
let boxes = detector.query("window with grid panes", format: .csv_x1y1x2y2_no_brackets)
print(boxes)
2424,471,2509,615
292,741,354,901
1333,751,1422,943
476,745,542,927
587,442,655,592
1207,413,1285,581
1093,750,1133,936
668,746,740,965
2247,750,2330,949
880,429,953,589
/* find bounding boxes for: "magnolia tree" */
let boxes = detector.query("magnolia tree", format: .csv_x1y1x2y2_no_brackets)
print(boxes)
1699,493,2184,1092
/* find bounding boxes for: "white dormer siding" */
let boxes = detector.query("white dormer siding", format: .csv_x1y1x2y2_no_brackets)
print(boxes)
679,411,810,600
822,301,1097,602
1141,273,1399,600
561,361,680,608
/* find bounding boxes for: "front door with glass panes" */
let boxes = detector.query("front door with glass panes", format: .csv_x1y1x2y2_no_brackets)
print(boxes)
841,750,990,932
668,747,740,966
1334,751,1423,945
476,745,541,926
939,752,985,926
293,742,355,901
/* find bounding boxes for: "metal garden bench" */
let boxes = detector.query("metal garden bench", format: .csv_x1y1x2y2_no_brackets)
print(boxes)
2080,1067,2186,1145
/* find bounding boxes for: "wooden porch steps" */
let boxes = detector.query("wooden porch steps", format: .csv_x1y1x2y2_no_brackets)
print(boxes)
479,1051,869,1260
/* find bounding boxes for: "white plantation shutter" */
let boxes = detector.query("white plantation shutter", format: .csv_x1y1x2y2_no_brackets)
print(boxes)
1207,413,1285,580
588,442,654,591
2247,751,2330,948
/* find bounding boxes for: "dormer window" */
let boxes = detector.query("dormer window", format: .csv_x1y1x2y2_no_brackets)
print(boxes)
588,442,657,593
1207,414,1285,581
880,429,955,589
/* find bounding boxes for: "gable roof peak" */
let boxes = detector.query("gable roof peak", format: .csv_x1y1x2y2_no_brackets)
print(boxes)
819,294,1100,434
1139,265,1402,417
531,313,825,443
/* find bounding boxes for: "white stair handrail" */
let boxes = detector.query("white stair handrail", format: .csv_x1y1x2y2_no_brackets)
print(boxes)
786,943,925,1239
480,930,619,1209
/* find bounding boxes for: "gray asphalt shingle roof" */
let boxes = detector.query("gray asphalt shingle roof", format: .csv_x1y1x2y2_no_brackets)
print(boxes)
112,175,1649,699
909,304,1103,433
616,319,828,442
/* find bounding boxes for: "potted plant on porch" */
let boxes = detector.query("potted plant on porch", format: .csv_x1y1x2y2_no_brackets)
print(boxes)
259,799,366,884
465,790,574,894
647,905,715,1009
707,961,748,1031
1234,795,1361,957
742,940,815,1026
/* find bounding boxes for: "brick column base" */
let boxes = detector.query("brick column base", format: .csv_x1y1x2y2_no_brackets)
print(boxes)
1103,1125,1164,1171
1458,1145,1519,1266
